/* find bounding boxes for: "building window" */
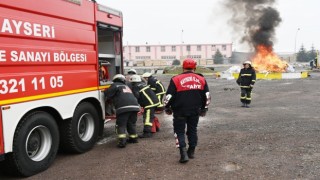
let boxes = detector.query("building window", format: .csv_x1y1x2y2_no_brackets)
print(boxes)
211,45,216,51
135,56,151,60
187,55,201,59
146,46,151,52
222,45,226,51
161,46,166,52
135,46,140,52
186,45,190,51
161,56,176,60
172,46,176,52
197,45,201,51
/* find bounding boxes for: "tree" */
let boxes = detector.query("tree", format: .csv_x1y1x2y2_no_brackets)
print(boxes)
307,45,317,61
172,59,181,65
296,45,309,62
213,49,224,64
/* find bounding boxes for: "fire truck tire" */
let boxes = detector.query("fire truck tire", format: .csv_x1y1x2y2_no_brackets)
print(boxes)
59,102,99,153
3,111,59,177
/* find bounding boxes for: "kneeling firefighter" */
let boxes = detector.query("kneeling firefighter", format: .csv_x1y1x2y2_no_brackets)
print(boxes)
129,75,160,138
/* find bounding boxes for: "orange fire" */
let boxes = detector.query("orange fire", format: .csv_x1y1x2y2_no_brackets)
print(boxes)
252,45,288,72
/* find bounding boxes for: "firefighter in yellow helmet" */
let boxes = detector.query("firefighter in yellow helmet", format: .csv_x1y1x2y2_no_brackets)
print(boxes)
236,61,256,108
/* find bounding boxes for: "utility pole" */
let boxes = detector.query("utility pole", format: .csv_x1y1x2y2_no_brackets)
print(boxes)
294,28,300,61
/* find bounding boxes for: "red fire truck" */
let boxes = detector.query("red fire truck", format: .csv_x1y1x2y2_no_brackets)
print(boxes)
0,0,123,176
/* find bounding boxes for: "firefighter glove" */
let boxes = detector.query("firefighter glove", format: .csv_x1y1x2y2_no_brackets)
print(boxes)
137,107,144,116
199,108,208,117
165,108,173,115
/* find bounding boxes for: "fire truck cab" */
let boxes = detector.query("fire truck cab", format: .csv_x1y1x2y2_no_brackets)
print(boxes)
0,0,123,176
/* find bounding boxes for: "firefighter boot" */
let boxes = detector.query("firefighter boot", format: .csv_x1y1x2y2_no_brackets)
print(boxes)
127,138,138,143
139,126,153,138
117,138,127,148
187,146,195,159
139,132,153,138
179,147,189,163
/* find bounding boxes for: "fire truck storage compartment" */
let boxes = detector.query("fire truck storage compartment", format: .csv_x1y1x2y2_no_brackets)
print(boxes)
98,23,122,85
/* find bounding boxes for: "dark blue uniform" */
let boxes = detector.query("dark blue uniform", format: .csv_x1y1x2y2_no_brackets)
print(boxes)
131,82,159,135
165,72,210,149
236,67,256,106
105,81,140,143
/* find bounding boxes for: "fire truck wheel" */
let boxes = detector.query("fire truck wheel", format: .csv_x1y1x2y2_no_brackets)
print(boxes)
59,102,99,153
5,111,59,177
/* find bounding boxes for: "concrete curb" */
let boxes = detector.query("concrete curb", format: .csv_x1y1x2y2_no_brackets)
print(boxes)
215,71,309,80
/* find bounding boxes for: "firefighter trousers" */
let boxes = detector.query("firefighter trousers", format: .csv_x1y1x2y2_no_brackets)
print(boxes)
173,114,199,148
143,107,155,133
156,94,165,111
116,111,138,139
240,88,252,104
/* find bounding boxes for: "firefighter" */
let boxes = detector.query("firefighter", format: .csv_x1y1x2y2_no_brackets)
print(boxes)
310,60,314,70
126,68,137,89
236,60,256,108
104,74,140,148
142,72,166,113
129,75,160,138
164,58,211,163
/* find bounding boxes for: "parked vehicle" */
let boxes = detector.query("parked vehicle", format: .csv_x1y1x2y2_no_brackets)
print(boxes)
0,0,123,176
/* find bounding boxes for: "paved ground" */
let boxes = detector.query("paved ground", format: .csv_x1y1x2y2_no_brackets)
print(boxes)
1,72,320,180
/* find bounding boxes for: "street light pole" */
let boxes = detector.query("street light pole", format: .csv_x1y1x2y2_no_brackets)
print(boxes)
181,29,184,44
294,28,300,54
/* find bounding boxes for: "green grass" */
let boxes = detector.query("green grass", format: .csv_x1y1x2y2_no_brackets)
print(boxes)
164,66,215,75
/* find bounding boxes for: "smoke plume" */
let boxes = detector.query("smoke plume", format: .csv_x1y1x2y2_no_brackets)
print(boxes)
223,0,282,52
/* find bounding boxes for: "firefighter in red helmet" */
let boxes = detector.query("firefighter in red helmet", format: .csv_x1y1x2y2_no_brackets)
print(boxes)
164,58,211,163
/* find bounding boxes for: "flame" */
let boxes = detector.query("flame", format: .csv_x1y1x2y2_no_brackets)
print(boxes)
252,45,288,72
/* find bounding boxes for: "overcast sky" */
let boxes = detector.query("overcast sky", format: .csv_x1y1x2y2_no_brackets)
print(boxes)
98,0,319,53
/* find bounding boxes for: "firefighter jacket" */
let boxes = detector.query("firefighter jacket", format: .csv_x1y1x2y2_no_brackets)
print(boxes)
104,81,140,115
147,76,166,96
236,67,256,88
165,72,210,116
131,82,160,109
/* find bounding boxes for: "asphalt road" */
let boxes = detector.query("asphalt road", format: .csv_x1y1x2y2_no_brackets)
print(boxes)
1,72,320,180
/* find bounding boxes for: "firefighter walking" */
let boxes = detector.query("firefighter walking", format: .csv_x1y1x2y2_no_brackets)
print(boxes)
129,75,160,138
104,74,140,148
236,61,256,108
164,58,211,163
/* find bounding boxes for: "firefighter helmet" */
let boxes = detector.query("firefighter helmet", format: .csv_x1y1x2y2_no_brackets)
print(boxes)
142,72,152,78
243,60,252,65
183,58,197,69
130,75,142,82
127,68,137,75
112,74,126,82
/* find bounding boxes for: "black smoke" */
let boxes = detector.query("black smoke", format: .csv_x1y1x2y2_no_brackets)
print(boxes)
224,0,282,52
